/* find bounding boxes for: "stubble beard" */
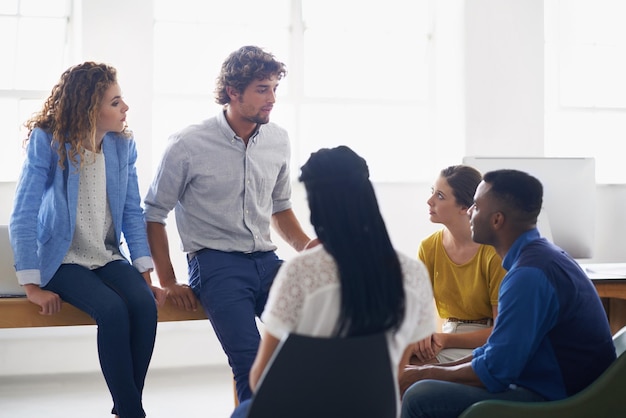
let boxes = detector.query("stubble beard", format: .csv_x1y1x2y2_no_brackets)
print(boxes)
250,112,270,125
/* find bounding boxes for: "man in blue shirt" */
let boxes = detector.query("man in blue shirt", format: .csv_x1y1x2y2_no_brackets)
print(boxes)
400,169,615,418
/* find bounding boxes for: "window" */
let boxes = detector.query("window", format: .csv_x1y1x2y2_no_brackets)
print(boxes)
545,0,626,183
152,0,290,168
0,0,72,181
152,0,437,182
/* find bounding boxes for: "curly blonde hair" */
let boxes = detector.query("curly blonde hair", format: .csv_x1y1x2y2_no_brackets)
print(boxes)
24,61,129,170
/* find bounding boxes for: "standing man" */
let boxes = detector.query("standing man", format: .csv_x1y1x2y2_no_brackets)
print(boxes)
144,46,315,402
399,169,616,418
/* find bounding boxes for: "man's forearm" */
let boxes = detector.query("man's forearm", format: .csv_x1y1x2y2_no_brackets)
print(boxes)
271,208,311,252
146,221,177,287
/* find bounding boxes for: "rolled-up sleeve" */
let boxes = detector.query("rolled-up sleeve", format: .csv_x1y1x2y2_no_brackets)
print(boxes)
144,136,189,224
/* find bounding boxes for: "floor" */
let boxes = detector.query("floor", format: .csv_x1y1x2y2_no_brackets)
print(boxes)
0,365,235,418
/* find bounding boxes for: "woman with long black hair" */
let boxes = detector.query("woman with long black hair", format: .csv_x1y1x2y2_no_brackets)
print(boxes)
231,145,437,417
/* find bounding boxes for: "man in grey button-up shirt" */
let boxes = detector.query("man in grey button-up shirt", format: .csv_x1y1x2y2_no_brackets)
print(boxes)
144,46,316,403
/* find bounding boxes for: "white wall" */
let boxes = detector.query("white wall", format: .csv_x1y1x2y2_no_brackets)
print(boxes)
465,0,545,156
3,0,626,377
77,0,155,195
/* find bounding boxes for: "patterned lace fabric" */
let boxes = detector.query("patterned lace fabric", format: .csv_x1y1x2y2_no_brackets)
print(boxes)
262,245,437,366
62,150,123,269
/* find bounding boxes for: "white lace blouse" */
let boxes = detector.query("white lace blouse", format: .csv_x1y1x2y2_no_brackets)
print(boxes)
261,245,437,386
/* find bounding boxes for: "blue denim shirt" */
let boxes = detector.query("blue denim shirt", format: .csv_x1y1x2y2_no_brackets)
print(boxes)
9,128,152,287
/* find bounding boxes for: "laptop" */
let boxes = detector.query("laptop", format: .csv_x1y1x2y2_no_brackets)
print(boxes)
0,224,26,296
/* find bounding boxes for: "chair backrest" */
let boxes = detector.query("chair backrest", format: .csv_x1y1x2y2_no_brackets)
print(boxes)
246,332,397,418
613,325,626,356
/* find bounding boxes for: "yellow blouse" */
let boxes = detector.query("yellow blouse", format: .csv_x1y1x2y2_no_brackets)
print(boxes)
418,229,506,320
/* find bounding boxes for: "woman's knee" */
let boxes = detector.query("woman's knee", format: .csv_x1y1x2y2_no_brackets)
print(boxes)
92,296,129,325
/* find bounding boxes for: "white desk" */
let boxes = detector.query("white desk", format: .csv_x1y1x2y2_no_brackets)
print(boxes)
583,263,626,279
581,263,626,301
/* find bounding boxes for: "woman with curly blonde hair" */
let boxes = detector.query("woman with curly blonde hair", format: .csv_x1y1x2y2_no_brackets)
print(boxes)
10,61,165,418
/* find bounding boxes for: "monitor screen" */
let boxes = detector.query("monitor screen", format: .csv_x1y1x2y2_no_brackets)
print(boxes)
462,157,595,259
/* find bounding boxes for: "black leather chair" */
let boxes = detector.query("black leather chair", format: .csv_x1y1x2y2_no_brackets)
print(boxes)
246,332,397,418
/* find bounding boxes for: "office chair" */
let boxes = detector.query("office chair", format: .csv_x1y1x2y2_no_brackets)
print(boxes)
458,325,626,418
246,332,397,418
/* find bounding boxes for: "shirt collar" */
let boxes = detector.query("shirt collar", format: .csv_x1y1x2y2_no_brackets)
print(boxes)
217,108,262,144
502,228,541,271
250,126,261,143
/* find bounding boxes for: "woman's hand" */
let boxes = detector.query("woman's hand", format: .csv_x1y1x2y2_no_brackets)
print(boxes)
411,333,444,363
142,271,167,307
151,285,167,307
23,284,62,315
304,237,321,250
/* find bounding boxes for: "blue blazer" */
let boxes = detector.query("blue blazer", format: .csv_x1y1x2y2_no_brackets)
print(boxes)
9,128,151,287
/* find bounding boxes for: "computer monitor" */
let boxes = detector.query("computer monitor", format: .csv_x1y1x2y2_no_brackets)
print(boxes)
462,157,595,259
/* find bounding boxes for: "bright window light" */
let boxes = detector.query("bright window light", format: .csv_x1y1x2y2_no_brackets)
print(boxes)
152,0,435,183
0,0,71,181
545,0,626,183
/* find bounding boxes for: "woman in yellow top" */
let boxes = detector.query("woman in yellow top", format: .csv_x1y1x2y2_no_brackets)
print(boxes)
412,165,506,364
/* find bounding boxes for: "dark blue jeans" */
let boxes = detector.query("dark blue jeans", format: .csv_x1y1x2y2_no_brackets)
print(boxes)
188,249,282,402
231,398,252,418
401,379,547,418
44,260,157,418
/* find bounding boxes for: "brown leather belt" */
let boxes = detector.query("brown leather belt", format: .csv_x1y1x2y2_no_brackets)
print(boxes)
447,317,492,325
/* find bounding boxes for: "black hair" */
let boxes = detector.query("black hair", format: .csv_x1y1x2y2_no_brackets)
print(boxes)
482,169,543,223
299,146,405,337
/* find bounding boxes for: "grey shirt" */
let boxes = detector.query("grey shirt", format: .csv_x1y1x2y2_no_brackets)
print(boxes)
144,109,293,254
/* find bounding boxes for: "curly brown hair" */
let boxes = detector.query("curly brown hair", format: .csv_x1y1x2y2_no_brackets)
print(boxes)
24,61,129,170
214,45,287,105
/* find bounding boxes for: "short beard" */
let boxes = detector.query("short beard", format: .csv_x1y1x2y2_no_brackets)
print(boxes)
237,96,270,125
246,113,270,125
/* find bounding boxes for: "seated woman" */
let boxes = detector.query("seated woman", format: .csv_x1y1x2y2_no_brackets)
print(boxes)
409,165,506,365
231,146,437,417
